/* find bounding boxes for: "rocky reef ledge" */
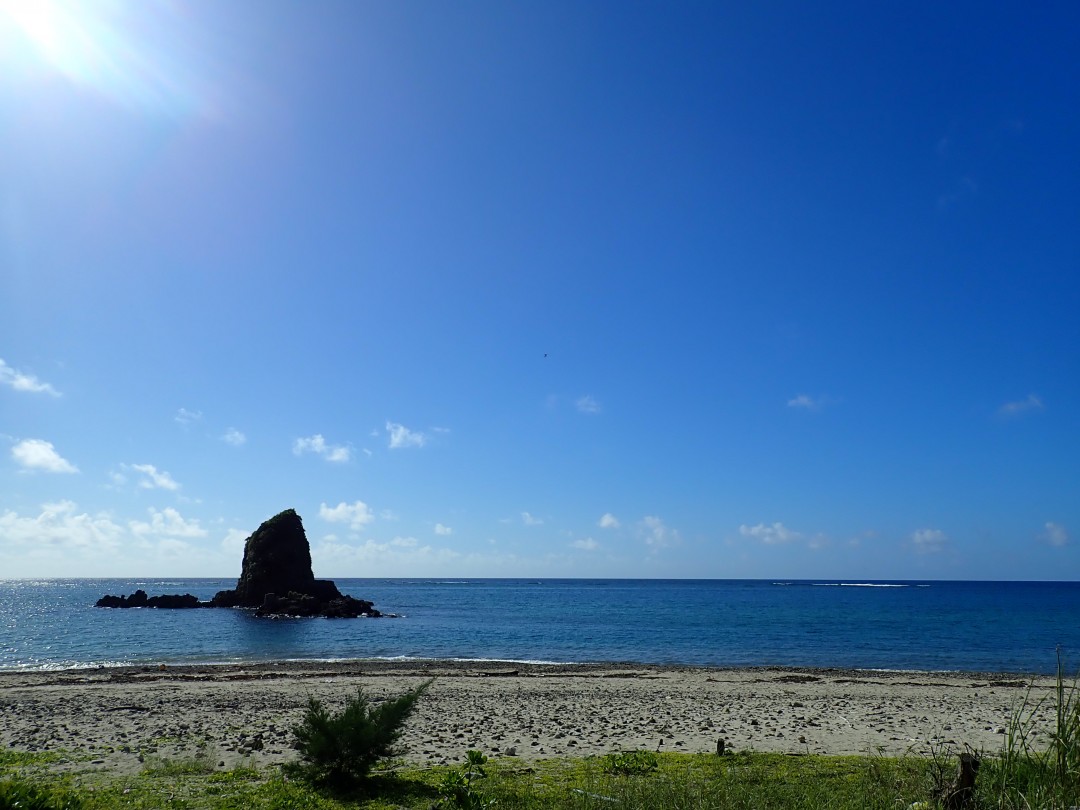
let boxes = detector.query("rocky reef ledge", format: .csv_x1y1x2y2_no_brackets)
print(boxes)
96,509,383,618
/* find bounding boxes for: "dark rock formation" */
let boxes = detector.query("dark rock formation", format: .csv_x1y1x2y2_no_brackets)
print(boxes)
256,591,380,618
95,509,384,618
211,508,381,618
211,509,325,607
96,590,205,609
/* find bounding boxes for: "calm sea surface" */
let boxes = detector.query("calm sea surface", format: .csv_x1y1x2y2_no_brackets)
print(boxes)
2,579,1078,674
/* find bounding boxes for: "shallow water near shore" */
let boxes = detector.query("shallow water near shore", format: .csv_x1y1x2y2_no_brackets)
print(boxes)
2,578,1079,673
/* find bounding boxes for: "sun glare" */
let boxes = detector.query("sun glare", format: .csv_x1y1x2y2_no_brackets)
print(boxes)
0,0,99,79
0,0,206,119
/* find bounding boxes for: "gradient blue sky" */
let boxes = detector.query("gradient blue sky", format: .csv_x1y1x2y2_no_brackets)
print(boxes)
2,1,1077,580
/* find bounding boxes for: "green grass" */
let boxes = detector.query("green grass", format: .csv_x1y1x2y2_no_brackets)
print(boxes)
2,737,1077,810
0,751,935,810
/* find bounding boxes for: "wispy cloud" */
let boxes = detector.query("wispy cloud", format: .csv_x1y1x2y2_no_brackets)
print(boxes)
1044,522,1069,547
0,359,60,396
126,463,180,491
787,394,830,411
174,408,202,426
11,439,78,473
572,537,598,551
319,501,375,530
386,421,427,449
739,522,800,544
937,176,978,211
434,523,453,536
641,515,679,549
129,507,207,538
998,394,1044,418
911,527,947,553
221,428,246,446
598,513,620,529
522,512,544,526
221,528,248,555
576,395,602,415
293,434,351,463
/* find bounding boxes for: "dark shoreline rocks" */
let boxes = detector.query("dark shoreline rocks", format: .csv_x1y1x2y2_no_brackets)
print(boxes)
95,508,384,618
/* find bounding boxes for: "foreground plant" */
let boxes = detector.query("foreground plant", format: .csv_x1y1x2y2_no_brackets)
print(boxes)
603,749,659,775
981,648,1080,809
0,779,85,810
285,679,433,790
438,750,493,809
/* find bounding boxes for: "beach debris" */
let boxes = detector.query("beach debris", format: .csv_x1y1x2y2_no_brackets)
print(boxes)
934,751,980,810
572,788,618,802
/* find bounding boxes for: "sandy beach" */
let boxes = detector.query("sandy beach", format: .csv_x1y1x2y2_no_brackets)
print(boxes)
0,661,1062,776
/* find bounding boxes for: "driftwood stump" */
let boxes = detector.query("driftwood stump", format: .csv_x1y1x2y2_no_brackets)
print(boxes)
937,752,980,810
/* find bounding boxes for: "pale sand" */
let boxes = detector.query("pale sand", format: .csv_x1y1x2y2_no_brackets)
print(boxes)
0,661,1062,776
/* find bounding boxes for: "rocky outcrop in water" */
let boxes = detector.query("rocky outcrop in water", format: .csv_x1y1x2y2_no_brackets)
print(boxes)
95,590,204,609
96,509,383,618
212,509,381,617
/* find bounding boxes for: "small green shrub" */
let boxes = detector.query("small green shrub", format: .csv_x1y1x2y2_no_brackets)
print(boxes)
285,679,432,789
603,749,659,775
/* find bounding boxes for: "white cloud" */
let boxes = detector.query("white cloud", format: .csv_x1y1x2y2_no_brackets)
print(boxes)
127,463,180,491
0,359,60,396
999,394,1044,418
598,513,620,529
1044,522,1069,547
129,507,207,538
576,395,602,414
911,528,947,553
434,523,453,536
221,527,248,555
293,434,351,463
12,439,79,473
222,428,246,446
572,537,599,551
739,522,800,545
319,500,375,530
787,394,826,411
0,501,122,552
312,536,460,576
386,421,427,449
521,511,544,526
174,407,202,425
641,515,679,549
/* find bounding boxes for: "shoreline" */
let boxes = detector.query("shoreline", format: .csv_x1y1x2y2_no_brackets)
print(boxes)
0,655,1061,679
0,660,1063,776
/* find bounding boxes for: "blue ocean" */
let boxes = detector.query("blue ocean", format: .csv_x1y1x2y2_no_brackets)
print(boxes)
2,579,1079,675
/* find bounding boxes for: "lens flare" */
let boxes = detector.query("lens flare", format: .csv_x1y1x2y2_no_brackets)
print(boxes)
0,0,210,119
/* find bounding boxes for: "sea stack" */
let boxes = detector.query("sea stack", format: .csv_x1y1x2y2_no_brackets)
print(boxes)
211,509,381,618
97,509,382,617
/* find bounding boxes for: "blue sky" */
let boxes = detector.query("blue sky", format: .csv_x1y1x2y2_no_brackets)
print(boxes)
2,1,1077,580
